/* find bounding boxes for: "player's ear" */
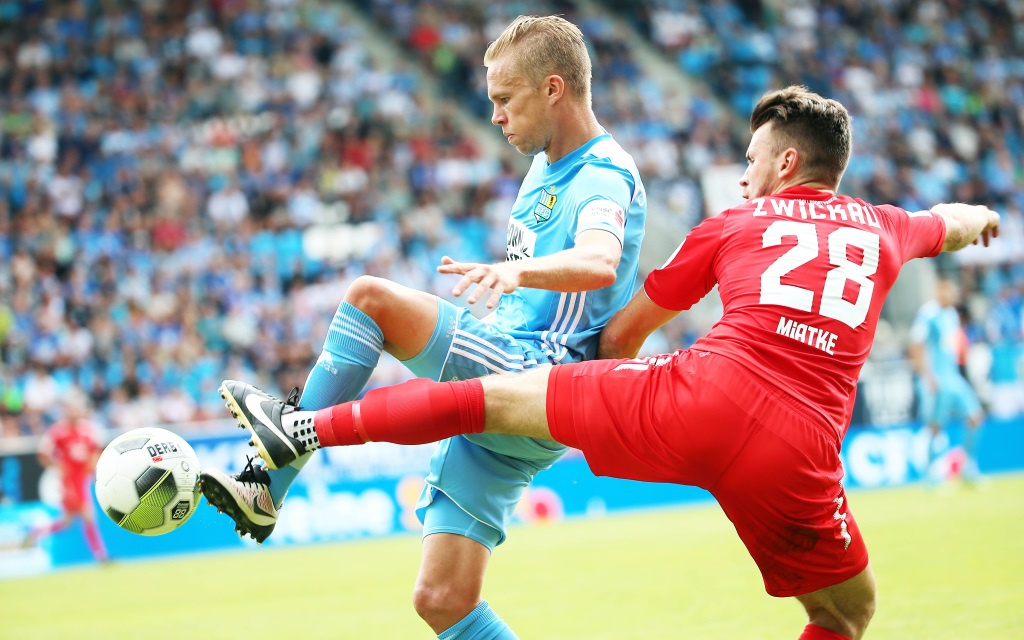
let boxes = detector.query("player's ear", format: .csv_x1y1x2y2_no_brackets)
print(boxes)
546,74,565,102
778,147,800,180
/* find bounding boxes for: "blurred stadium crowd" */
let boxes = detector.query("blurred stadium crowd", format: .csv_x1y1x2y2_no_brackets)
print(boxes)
0,0,1022,436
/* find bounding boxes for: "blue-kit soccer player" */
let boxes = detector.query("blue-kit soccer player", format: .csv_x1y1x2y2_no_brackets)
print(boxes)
908,277,985,481
201,15,647,640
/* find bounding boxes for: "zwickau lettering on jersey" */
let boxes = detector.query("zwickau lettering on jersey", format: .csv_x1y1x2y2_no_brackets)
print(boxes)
750,197,882,230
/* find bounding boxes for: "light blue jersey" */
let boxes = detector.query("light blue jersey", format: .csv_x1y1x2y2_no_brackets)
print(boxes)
910,300,964,383
910,300,981,426
493,132,647,362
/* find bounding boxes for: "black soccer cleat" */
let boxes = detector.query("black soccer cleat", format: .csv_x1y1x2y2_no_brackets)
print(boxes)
219,380,319,470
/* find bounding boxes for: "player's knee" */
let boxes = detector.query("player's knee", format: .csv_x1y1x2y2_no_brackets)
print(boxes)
806,592,876,640
344,276,393,321
412,581,478,629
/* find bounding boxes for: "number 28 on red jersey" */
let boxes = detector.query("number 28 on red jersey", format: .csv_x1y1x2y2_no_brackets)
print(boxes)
643,186,946,431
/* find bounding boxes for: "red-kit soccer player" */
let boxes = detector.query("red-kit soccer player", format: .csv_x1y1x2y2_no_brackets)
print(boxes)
223,86,1000,640
27,394,109,563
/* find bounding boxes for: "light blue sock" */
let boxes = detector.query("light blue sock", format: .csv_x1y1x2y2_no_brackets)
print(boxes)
438,601,518,640
266,301,383,504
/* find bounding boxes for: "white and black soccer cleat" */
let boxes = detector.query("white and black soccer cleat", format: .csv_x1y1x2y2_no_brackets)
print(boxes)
200,458,279,544
218,380,319,470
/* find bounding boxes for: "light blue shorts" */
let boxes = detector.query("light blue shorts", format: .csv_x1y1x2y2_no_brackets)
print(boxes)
403,299,570,550
918,374,983,426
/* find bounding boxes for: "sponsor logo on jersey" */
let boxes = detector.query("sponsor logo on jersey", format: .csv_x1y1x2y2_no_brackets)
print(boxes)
507,218,537,261
533,186,557,223
579,199,625,233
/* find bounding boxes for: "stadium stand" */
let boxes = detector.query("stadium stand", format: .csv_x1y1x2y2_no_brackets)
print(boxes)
0,0,1021,438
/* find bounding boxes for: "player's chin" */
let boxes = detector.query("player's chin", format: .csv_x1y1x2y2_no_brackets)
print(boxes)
509,138,541,156
509,140,530,155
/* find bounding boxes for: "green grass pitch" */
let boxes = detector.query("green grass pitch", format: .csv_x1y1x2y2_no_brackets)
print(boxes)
3,475,1022,639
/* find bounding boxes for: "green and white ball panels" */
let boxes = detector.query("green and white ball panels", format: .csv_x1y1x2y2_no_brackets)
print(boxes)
94,427,201,536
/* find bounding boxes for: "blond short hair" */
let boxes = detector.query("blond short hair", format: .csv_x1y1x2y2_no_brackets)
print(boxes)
484,15,592,105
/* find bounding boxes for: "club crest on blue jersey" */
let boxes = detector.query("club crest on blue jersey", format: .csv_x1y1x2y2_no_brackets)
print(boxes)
533,186,557,223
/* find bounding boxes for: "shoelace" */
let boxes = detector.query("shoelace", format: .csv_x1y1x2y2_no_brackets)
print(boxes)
247,383,301,408
236,456,267,487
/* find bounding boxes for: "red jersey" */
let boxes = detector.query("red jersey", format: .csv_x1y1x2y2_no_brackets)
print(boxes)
644,186,946,438
40,419,102,482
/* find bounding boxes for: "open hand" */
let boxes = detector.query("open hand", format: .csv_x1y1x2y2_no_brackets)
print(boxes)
437,256,521,309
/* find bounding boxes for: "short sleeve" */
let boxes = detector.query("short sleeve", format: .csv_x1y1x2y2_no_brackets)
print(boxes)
643,215,726,311
877,205,946,261
571,162,634,245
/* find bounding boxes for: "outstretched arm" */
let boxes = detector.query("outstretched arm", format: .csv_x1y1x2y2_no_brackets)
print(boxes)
437,229,622,308
931,203,1001,252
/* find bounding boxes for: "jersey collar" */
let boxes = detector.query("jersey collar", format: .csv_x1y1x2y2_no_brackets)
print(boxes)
544,131,612,172
774,185,837,200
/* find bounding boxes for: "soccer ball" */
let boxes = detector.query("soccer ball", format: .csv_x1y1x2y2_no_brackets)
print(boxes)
94,427,201,536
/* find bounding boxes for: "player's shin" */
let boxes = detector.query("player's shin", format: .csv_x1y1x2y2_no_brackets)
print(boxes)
315,378,486,447
266,302,384,502
83,518,108,562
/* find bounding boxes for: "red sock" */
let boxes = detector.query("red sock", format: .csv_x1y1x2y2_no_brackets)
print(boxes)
798,624,851,640
41,518,69,536
83,517,108,562
315,378,485,447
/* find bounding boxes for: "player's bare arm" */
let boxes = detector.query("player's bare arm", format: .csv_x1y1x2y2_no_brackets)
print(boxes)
597,289,679,359
931,203,1001,251
437,228,622,308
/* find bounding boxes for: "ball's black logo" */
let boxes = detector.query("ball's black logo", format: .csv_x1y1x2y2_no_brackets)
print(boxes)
170,500,191,520
147,442,180,457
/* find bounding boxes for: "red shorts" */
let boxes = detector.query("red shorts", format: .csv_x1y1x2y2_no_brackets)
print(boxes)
62,475,92,513
547,349,869,597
